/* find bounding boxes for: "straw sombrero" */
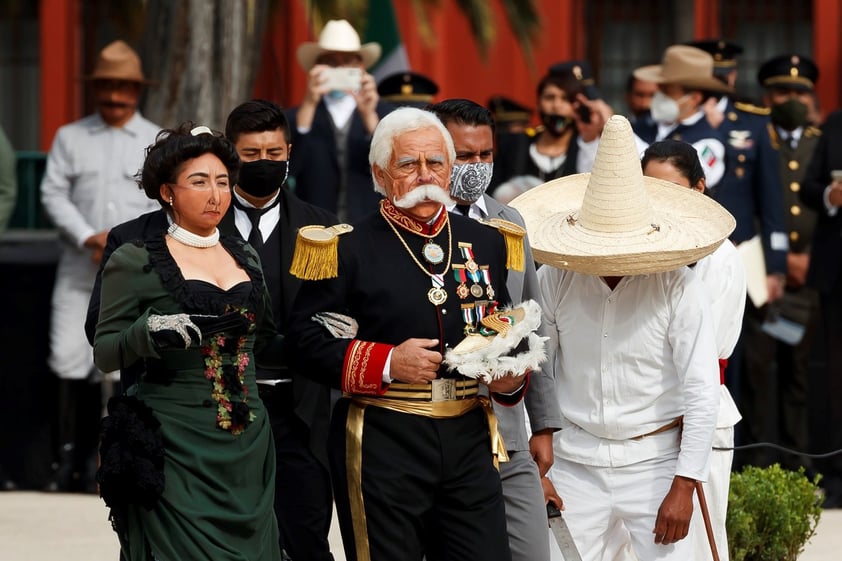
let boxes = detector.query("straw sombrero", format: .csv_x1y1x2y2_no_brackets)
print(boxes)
508,115,735,276
296,19,381,71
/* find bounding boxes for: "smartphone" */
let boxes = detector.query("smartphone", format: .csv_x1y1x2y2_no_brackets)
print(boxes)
322,67,362,92
576,103,592,124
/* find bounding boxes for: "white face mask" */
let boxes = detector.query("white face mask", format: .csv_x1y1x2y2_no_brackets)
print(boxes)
650,91,688,125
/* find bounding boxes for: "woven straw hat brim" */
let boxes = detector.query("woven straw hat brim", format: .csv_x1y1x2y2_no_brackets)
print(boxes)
509,174,736,276
634,64,733,94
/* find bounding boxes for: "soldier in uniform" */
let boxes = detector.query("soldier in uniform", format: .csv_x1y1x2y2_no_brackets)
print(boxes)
688,41,790,461
733,54,822,471
286,107,535,561
377,71,439,108
632,45,730,190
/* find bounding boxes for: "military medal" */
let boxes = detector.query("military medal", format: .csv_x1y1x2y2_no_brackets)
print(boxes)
470,284,485,298
428,273,447,306
453,265,469,299
422,241,444,265
428,287,447,305
461,303,476,334
459,243,479,273
481,266,495,299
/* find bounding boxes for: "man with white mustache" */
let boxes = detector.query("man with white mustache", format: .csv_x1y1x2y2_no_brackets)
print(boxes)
429,98,561,561
287,107,531,561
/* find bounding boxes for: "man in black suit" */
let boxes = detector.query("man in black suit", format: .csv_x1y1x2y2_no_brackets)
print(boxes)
800,108,842,507
87,100,339,560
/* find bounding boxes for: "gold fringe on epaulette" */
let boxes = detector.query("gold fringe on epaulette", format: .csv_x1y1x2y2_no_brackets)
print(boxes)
289,224,354,280
479,218,526,271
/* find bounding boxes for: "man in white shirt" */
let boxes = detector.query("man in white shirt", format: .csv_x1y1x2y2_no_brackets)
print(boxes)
509,116,735,561
40,40,160,492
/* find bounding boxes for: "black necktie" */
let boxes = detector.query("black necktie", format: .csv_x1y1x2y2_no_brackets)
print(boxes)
456,204,471,217
232,197,281,250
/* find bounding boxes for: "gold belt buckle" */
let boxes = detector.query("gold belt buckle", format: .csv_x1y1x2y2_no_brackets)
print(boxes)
431,379,457,402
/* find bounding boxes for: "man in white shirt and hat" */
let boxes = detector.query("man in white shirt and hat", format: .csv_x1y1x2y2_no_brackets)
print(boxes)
510,115,734,561
40,39,160,492
287,19,393,222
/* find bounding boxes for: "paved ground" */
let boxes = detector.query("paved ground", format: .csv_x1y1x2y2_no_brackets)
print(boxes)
2,491,838,560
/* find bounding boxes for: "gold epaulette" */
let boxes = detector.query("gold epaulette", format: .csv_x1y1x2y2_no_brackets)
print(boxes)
478,218,526,272
734,101,771,116
805,125,822,138
289,224,354,280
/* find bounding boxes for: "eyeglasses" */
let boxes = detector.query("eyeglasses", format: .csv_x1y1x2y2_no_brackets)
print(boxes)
389,156,448,179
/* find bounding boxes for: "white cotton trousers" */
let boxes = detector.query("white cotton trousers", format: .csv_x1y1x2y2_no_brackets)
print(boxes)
548,454,699,561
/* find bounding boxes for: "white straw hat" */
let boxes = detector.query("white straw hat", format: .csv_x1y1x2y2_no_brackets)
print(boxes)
296,19,382,71
508,115,736,276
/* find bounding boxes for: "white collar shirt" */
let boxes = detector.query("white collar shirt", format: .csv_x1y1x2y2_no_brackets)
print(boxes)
538,266,719,481
446,196,489,219
232,190,281,242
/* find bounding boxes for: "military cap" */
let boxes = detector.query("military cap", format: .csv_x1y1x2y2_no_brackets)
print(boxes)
684,39,743,75
757,54,818,92
487,95,532,124
377,71,439,107
547,59,600,99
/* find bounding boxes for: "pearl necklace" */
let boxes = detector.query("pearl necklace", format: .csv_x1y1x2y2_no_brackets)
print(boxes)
167,223,220,248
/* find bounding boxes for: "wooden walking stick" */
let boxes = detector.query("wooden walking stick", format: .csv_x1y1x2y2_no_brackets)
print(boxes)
695,480,721,561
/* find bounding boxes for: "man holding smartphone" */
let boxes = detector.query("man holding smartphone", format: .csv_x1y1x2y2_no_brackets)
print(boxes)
288,19,394,222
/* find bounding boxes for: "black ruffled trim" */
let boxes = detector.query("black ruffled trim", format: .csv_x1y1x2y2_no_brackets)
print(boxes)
97,395,165,537
144,232,265,318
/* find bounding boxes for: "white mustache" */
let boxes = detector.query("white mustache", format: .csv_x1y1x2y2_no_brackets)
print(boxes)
393,185,454,209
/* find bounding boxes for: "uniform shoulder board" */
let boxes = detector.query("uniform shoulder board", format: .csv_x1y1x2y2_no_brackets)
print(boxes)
805,126,822,138
477,218,525,272
734,102,771,116
289,223,353,280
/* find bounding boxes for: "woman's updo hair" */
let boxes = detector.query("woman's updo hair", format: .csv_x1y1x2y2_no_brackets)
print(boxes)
139,122,240,206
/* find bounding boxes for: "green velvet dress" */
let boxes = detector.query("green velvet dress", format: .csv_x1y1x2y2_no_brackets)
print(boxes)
94,233,281,561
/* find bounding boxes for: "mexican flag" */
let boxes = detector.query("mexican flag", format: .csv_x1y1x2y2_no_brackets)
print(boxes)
364,0,410,80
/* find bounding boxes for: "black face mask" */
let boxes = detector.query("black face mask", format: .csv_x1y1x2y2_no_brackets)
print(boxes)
539,112,573,137
770,98,808,132
238,159,288,198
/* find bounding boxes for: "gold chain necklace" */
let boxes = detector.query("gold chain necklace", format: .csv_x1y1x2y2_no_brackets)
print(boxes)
381,207,453,277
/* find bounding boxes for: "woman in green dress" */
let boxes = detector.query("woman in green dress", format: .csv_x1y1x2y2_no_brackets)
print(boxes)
94,123,281,560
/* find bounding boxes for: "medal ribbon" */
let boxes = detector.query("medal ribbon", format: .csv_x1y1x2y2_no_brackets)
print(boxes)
480,267,491,286
461,303,475,325
431,273,445,289
452,265,467,284
475,300,488,322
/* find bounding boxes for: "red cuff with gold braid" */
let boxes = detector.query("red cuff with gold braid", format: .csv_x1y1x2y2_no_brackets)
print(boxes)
341,340,392,395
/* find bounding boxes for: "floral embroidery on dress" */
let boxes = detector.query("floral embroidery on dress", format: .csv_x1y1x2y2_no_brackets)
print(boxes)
201,307,257,435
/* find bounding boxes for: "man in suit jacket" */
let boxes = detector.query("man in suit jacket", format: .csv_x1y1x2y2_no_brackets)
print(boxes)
800,108,842,507
87,101,339,560
429,98,562,561
286,19,393,222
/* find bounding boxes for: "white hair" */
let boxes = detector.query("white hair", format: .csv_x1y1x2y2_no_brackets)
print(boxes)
369,107,456,195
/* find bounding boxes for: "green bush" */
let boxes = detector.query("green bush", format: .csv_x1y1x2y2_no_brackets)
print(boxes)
727,464,822,561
